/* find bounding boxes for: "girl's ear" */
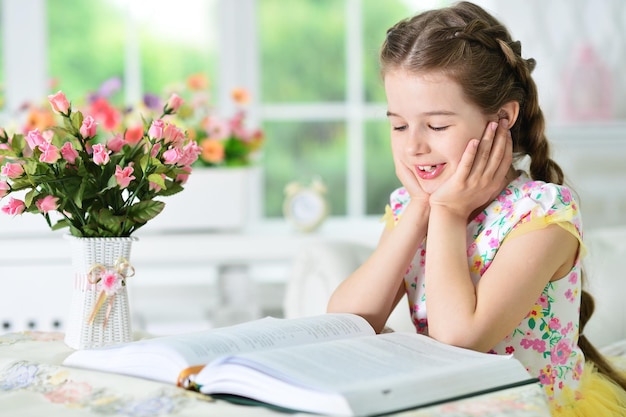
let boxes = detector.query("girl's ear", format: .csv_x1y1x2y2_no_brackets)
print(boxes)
497,101,520,128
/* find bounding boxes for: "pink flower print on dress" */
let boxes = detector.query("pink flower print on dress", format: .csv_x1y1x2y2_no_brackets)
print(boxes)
537,294,549,309
560,321,573,336
539,364,556,387
568,271,578,284
551,339,572,366
520,337,546,353
564,288,578,303
548,317,562,331
414,318,428,334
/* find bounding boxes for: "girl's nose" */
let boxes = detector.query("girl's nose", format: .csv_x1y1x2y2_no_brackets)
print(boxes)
405,130,428,155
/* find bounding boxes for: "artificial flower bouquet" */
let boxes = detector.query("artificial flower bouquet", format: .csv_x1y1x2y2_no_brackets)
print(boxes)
168,73,264,167
0,91,201,237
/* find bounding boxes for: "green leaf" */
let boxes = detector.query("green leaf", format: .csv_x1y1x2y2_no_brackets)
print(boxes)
147,173,166,189
528,317,536,329
70,111,84,134
51,218,70,231
128,199,165,224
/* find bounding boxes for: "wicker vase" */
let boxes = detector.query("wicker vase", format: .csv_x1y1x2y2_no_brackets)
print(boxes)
64,235,137,349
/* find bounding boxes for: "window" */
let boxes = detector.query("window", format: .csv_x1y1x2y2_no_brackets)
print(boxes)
257,0,450,218
47,0,217,105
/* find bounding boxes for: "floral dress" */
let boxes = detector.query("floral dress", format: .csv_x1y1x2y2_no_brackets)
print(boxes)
386,173,626,415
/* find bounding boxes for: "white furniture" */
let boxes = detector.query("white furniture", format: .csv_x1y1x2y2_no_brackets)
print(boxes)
0,218,383,335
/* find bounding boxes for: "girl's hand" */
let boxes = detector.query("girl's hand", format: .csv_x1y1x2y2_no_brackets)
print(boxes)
429,119,512,219
393,152,430,212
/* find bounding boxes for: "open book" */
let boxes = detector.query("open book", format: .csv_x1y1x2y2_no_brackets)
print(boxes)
63,313,538,416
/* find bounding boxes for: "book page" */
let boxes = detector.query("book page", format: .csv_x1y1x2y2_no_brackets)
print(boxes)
197,332,534,416
63,313,374,384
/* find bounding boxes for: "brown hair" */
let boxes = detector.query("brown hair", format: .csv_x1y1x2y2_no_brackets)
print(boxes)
380,1,626,390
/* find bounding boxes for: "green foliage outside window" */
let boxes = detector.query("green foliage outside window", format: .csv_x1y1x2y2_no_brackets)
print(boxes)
43,0,446,220
47,0,216,104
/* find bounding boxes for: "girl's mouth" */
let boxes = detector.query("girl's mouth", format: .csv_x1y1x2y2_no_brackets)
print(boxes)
415,163,445,179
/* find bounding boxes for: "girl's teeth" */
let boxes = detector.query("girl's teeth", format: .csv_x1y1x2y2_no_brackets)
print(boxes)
418,165,436,172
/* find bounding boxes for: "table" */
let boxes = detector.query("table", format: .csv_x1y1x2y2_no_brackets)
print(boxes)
0,331,552,417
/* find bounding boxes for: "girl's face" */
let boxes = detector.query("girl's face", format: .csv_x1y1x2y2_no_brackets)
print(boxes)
384,69,493,195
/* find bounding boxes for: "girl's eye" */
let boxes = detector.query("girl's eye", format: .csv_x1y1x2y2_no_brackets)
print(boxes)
392,125,407,132
429,125,449,132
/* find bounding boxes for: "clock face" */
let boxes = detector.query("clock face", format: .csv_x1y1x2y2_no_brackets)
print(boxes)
284,189,328,232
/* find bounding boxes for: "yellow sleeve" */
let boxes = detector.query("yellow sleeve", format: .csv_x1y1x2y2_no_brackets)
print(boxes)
503,205,586,258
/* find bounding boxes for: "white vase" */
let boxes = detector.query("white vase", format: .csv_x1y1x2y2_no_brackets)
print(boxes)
145,166,261,233
64,235,137,349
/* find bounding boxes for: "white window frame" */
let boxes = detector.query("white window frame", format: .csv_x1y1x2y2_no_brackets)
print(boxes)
1,0,387,226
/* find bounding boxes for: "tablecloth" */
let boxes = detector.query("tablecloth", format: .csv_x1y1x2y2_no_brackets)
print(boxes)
0,332,551,417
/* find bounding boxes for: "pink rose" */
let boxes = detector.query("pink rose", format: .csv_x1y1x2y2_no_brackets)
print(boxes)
61,142,79,164
178,141,201,167
175,166,192,184
162,148,181,165
114,165,135,189
38,142,61,163
42,130,55,143
0,180,9,198
107,134,125,153
48,91,71,114
25,129,47,150
92,144,110,165
163,124,185,145
79,115,98,138
1,197,26,215
150,143,161,158
148,119,165,139
1,162,24,179
165,93,183,113
35,195,59,214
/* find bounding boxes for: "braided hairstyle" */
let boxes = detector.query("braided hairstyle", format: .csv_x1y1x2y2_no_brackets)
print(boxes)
380,1,626,390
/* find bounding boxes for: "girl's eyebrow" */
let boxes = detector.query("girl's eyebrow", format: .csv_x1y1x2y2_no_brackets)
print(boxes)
386,110,457,117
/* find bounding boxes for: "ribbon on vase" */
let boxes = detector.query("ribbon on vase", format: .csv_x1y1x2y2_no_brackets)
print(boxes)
87,257,135,328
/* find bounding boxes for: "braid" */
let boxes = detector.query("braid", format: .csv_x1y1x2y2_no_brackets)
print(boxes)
579,289,626,390
457,20,564,185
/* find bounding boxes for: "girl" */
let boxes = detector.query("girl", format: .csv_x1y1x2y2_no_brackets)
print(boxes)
327,2,626,415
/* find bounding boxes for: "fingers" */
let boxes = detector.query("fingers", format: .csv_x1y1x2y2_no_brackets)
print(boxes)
469,121,498,177
492,119,513,182
469,120,511,181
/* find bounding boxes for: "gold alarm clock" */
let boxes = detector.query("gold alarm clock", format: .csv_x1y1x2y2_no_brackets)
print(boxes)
283,177,329,233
